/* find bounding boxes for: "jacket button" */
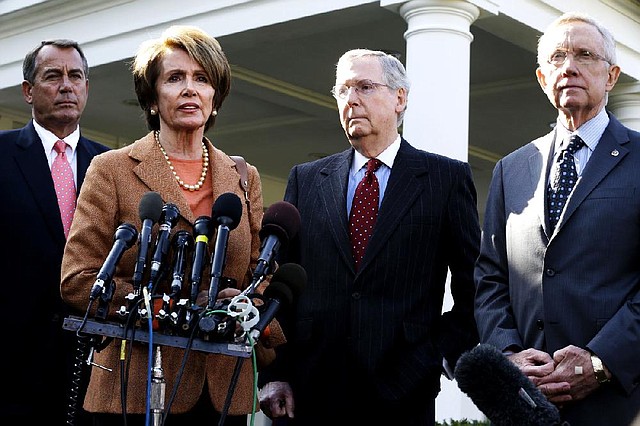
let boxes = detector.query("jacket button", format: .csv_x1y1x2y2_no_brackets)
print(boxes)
545,268,555,276
536,319,544,330
352,292,361,300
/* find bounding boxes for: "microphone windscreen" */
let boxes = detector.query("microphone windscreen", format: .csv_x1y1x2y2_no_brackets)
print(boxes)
259,201,301,244
212,192,243,230
139,191,163,222
454,344,563,426
264,281,294,306
268,263,306,302
115,222,139,248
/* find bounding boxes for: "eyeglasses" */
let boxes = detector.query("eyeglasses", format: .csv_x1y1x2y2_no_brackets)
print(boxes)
331,80,390,99
546,49,609,67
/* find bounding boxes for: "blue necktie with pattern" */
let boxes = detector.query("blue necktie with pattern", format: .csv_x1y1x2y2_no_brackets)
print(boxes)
547,134,584,231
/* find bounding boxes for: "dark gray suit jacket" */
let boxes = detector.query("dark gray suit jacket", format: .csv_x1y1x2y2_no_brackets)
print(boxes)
475,113,640,425
0,120,109,422
261,138,480,425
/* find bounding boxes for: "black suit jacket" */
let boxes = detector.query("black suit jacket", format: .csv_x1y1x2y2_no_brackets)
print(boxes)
260,139,480,425
0,120,109,423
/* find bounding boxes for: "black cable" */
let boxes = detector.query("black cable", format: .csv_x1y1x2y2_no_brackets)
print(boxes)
162,310,200,425
66,333,91,425
218,354,245,426
121,295,148,426
65,296,98,425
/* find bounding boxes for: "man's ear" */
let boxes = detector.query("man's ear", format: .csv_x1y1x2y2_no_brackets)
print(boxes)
395,87,407,114
535,67,547,92
21,81,33,104
605,64,621,92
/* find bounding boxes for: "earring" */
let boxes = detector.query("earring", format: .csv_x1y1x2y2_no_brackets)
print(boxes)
212,109,218,117
150,108,157,115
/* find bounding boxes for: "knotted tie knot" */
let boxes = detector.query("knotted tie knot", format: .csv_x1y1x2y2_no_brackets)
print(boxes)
54,139,67,155
564,134,585,156
364,158,382,181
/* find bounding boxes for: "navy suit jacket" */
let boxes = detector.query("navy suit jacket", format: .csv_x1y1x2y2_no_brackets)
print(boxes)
261,139,480,424
0,120,109,421
475,113,640,425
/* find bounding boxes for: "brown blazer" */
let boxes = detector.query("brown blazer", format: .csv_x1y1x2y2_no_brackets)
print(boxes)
61,131,284,415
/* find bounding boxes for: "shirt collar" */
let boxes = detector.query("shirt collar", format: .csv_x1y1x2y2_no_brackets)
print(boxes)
351,135,401,174
33,119,80,154
554,108,609,152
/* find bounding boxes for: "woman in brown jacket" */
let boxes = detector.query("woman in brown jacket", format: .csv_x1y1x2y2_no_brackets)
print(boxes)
61,25,284,425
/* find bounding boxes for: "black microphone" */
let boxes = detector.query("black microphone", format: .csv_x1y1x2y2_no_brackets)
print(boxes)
148,203,180,290
206,192,243,310
133,191,163,293
454,344,566,426
89,223,138,300
250,201,301,290
249,263,306,341
170,230,193,295
189,216,213,305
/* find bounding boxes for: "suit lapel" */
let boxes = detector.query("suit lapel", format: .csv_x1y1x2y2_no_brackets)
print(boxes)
559,116,629,230
130,132,196,224
532,131,555,239
15,122,66,245
76,134,103,193
319,150,354,271
360,140,425,271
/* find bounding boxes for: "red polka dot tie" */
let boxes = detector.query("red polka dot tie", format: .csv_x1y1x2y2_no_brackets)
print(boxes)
52,140,76,238
349,158,382,270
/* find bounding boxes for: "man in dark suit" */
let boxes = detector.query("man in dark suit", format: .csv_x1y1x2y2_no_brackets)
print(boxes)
474,12,640,425
258,48,480,425
0,39,109,424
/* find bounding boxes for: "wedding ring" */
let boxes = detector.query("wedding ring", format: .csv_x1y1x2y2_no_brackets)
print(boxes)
574,366,583,375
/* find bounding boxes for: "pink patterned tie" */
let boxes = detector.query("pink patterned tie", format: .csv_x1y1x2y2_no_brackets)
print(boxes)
52,140,76,238
349,158,382,271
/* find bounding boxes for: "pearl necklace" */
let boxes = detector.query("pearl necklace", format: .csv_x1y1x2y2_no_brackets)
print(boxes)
155,130,209,191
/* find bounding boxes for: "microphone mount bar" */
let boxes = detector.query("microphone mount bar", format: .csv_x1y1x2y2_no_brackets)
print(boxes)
62,315,252,358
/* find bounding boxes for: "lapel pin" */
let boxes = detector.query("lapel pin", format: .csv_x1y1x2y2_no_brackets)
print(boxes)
611,150,619,156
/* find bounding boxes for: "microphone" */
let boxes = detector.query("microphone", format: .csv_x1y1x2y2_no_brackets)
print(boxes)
189,216,213,305
205,192,243,310
250,201,301,290
249,262,306,341
170,230,193,295
149,203,180,290
90,223,138,300
133,191,163,293
454,344,565,426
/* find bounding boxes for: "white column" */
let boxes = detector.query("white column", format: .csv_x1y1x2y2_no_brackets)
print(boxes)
399,0,479,162
609,82,640,132
394,1,485,423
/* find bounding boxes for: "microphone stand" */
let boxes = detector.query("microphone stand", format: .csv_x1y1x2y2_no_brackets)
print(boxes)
150,346,166,426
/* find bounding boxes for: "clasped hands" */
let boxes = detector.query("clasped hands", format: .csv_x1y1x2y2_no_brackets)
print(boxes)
258,381,295,419
508,345,604,407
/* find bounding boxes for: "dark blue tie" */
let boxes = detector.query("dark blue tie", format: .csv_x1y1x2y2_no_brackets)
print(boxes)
547,135,585,230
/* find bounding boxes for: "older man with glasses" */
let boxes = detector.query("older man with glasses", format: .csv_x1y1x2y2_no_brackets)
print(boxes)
474,11,640,425
257,48,481,426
